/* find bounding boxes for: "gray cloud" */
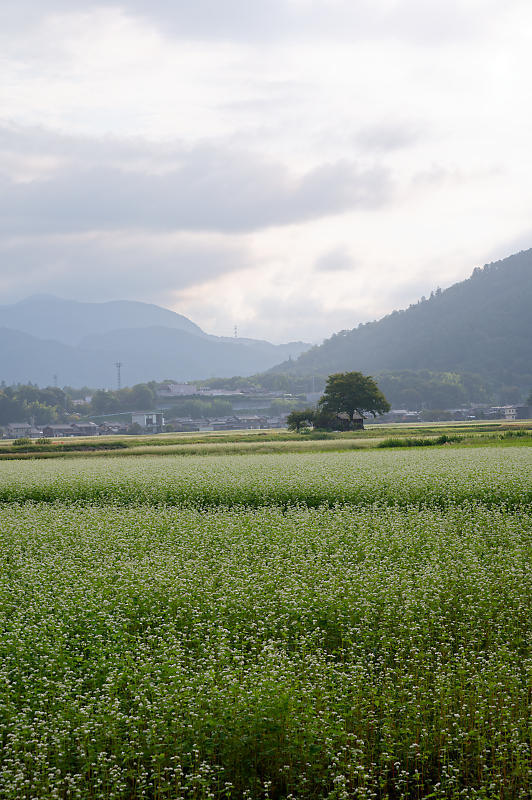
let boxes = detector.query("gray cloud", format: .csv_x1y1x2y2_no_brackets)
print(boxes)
354,122,423,154
0,125,183,173
0,233,249,304
315,246,357,273
0,127,392,235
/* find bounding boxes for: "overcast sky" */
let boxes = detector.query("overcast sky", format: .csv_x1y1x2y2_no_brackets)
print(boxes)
1,0,531,342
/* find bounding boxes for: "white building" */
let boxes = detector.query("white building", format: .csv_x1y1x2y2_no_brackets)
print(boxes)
131,412,165,433
499,405,530,421
156,383,197,398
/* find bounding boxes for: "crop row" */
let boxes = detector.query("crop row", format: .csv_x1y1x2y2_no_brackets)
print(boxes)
0,446,530,508
0,503,530,799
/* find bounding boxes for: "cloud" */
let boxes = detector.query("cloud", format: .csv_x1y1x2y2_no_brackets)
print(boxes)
0,0,511,44
314,246,357,273
0,126,392,235
354,122,423,154
0,232,250,303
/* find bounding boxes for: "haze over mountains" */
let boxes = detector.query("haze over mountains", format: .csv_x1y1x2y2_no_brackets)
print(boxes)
1,248,531,393
0,295,204,344
272,248,532,393
0,296,309,386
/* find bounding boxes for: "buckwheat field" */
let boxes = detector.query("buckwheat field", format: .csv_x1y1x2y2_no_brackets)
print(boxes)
0,447,530,799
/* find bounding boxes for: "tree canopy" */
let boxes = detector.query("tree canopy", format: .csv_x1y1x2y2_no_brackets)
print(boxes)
318,372,390,426
286,409,315,432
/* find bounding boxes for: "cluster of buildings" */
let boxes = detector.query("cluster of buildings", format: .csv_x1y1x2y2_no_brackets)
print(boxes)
377,405,531,424
1,412,289,439
2,402,530,439
130,412,288,434
3,421,101,439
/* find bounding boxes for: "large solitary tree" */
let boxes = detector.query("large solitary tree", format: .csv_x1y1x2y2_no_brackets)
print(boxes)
318,372,390,429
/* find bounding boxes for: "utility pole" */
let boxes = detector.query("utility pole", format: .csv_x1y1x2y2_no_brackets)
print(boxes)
115,361,122,392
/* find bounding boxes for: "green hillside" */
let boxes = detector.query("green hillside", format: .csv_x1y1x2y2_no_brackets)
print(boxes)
272,249,532,393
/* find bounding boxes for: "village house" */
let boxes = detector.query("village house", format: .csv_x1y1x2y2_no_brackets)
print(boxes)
335,411,365,430
501,405,530,421
231,415,269,429
42,424,77,438
4,422,43,439
39,422,99,437
72,422,100,436
131,412,165,433
487,405,531,421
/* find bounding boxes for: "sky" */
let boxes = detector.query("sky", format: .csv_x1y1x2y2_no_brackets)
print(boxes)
1,0,531,343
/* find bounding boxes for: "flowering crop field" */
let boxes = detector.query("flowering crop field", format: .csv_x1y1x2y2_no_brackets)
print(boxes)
0,447,531,799
0,446,530,508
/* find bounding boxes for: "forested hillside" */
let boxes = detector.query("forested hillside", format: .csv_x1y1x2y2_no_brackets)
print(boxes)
272,249,532,393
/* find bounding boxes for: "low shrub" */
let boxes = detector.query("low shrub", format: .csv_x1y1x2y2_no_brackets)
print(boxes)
378,434,462,448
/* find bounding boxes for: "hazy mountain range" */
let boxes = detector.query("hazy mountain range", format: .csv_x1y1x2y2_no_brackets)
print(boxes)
1,248,531,391
0,295,310,386
271,248,532,393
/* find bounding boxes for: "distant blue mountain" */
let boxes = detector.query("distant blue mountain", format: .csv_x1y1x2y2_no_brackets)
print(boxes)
0,294,204,344
0,295,310,386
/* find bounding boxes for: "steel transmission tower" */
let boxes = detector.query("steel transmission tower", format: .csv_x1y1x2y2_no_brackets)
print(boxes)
115,361,122,391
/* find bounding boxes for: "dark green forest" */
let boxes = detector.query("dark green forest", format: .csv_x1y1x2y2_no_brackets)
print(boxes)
270,249,532,393
200,369,521,409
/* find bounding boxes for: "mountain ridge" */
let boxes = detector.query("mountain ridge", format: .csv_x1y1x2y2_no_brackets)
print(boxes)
0,296,310,386
269,248,532,391
0,294,205,344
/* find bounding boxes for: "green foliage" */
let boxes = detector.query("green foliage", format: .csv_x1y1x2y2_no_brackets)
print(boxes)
312,407,341,431
165,397,233,419
199,373,326,395
84,385,157,416
4,440,128,454
90,389,121,414
378,433,462,448
0,385,72,426
127,383,156,409
376,369,492,409
319,371,390,425
286,408,315,431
